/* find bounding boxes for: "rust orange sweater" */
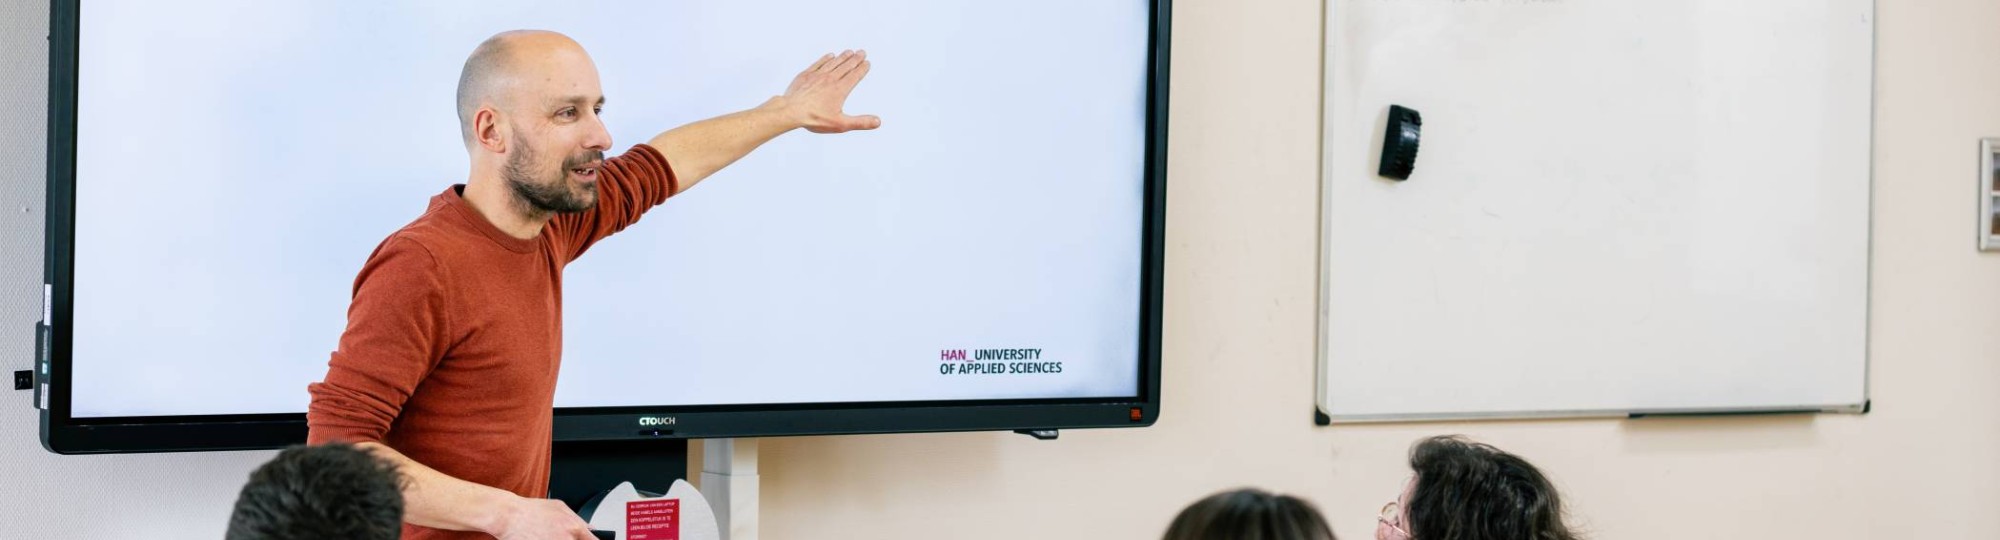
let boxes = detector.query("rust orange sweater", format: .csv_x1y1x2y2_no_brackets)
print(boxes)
306,144,677,540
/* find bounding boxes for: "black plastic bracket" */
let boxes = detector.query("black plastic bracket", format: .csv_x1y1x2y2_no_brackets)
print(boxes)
1014,429,1059,440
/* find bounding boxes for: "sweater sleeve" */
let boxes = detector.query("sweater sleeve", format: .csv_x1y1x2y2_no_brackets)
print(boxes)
547,143,680,263
306,236,451,445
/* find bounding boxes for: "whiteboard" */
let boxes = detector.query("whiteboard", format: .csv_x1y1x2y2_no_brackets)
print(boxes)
1317,0,1872,421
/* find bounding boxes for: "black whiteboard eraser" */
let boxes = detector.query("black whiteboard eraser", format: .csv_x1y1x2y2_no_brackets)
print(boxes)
1379,104,1422,180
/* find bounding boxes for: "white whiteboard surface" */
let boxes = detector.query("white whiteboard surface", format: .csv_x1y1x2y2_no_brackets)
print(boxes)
1318,0,1872,421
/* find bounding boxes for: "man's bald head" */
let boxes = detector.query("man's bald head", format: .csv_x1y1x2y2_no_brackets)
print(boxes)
454,30,611,218
455,30,593,147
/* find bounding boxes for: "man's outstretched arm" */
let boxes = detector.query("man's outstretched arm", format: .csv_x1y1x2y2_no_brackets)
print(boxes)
647,49,880,192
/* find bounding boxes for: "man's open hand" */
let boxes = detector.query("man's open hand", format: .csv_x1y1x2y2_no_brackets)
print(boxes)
782,49,881,134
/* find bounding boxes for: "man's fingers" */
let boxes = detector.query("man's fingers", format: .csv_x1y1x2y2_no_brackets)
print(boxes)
827,49,866,78
844,114,882,131
815,50,853,73
840,59,872,85
804,52,837,74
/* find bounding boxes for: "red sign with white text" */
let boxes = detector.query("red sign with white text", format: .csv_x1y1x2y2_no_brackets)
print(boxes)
626,498,679,540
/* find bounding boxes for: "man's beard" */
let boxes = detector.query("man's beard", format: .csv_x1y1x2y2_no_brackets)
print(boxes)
504,138,603,215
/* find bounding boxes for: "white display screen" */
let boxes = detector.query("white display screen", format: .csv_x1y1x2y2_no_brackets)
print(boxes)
67,1,1149,417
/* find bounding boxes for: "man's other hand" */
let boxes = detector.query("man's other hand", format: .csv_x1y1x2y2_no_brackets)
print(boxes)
490,497,596,540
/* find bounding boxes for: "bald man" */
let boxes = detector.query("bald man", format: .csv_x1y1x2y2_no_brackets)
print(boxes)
305,31,879,540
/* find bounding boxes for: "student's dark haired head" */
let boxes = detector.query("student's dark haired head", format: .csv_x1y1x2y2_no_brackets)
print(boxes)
1164,487,1337,540
1398,435,1579,540
226,443,406,540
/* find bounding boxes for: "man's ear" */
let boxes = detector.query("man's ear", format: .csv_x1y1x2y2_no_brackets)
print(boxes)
474,107,506,154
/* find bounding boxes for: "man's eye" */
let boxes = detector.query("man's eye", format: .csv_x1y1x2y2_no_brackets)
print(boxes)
593,107,603,116
558,108,577,119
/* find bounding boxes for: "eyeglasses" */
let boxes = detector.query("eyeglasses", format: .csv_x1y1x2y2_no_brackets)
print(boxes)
1379,500,1411,539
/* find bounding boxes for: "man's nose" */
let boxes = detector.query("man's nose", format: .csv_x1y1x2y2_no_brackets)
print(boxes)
584,114,608,152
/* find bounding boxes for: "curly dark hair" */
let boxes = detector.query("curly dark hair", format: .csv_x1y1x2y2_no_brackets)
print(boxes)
1162,487,1337,540
1406,436,1580,540
226,443,406,540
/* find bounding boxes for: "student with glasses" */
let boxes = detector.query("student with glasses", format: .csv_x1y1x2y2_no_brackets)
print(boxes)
1376,436,1582,540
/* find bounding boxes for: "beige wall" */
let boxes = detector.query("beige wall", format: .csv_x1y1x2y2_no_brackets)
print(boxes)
2,0,1995,538
741,1,2000,538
